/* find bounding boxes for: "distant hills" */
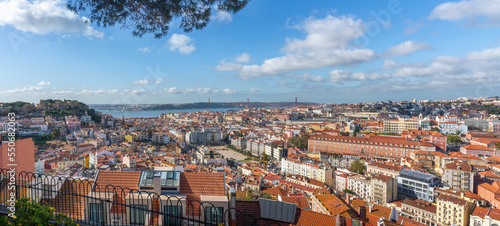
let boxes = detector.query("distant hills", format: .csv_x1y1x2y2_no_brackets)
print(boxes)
90,101,318,111
1,99,101,123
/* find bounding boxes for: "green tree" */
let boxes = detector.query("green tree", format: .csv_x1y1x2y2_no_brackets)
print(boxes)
67,0,249,38
147,129,153,140
495,142,500,150
0,198,77,225
349,160,366,174
353,128,359,137
447,135,462,145
261,153,268,161
343,189,354,194
431,127,440,132
51,128,60,139
287,130,310,149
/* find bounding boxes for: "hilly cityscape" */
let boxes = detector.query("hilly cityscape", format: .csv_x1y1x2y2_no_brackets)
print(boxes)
2,0,500,225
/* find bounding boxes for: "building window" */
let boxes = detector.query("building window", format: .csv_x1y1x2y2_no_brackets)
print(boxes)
205,207,223,224
164,205,182,226
130,204,147,224
89,203,106,223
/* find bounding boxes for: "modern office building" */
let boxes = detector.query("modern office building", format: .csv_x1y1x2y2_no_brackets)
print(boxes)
397,169,440,202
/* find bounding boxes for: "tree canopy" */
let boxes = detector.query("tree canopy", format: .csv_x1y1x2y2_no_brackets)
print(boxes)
67,0,250,38
349,160,366,174
287,130,309,149
447,135,462,145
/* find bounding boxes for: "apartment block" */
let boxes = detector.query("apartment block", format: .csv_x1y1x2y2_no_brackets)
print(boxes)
400,198,437,226
383,118,419,134
347,174,371,202
370,174,398,205
397,169,440,202
442,160,474,192
308,134,436,159
436,194,472,226
281,158,333,187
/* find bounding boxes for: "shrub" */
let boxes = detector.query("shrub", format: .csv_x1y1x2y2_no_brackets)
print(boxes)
0,198,77,226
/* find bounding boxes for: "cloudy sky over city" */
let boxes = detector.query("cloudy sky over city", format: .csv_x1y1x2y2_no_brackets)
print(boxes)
1,0,500,104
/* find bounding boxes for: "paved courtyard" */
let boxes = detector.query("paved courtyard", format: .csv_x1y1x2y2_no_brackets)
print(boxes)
210,146,248,161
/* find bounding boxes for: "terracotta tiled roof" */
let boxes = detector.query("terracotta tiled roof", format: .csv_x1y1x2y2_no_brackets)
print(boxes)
479,182,500,194
462,144,493,151
479,171,500,179
350,199,391,224
262,187,289,198
93,171,142,214
437,194,467,206
179,172,225,196
444,160,472,171
40,179,93,219
94,171,141,190
397,215,426,226
281,196,310,209
371,174,393,183
314,194,356,218
401,198,436,213
292,209,336,226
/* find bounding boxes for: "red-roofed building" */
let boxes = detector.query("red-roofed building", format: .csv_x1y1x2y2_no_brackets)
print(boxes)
470,206,500,226
308,135,436,159
461,144,497,158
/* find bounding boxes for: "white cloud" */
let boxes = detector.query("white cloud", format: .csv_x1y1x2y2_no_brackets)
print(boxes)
403,20,425,35
429,0,500,24
383,41,432,57
81,89,108,95
37,81,51,86
133,80,149,85
221,88,237,94
382,60,399,70
164,87,237,95
130,89,146,95
249,88,260,93
211,9,232,23
328,70,389,83
108,89,119,94
137,47,151,54
51,90,75,95
155,77,165,85
284,15,366,52
0,85,42,94
235,53,251,63
215,15,376,79
384,47,500,79
166,87,181,94
168,34,196,55
0,0,104,37
215,60,244,71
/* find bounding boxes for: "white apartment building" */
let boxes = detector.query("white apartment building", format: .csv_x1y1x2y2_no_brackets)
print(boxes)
281,158,333,187
347,174,371,202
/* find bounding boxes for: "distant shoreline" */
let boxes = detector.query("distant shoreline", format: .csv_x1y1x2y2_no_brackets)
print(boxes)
96,108,243,118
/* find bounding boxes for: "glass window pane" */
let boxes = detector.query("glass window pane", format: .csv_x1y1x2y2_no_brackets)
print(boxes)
130,204,147,224
164,205,182,226
90,203,105,223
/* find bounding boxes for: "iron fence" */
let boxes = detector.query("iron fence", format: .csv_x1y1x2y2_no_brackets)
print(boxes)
0,169,282,226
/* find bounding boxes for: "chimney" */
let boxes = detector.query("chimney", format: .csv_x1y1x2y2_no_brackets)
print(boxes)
368,203,373,213
153,173,161,195
346,193,351,205
359,206,367,221
230,187,236,221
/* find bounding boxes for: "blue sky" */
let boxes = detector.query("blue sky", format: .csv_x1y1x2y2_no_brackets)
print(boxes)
1,0,500,104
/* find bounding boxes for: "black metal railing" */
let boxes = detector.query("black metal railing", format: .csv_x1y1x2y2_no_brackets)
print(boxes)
0,169,282,226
